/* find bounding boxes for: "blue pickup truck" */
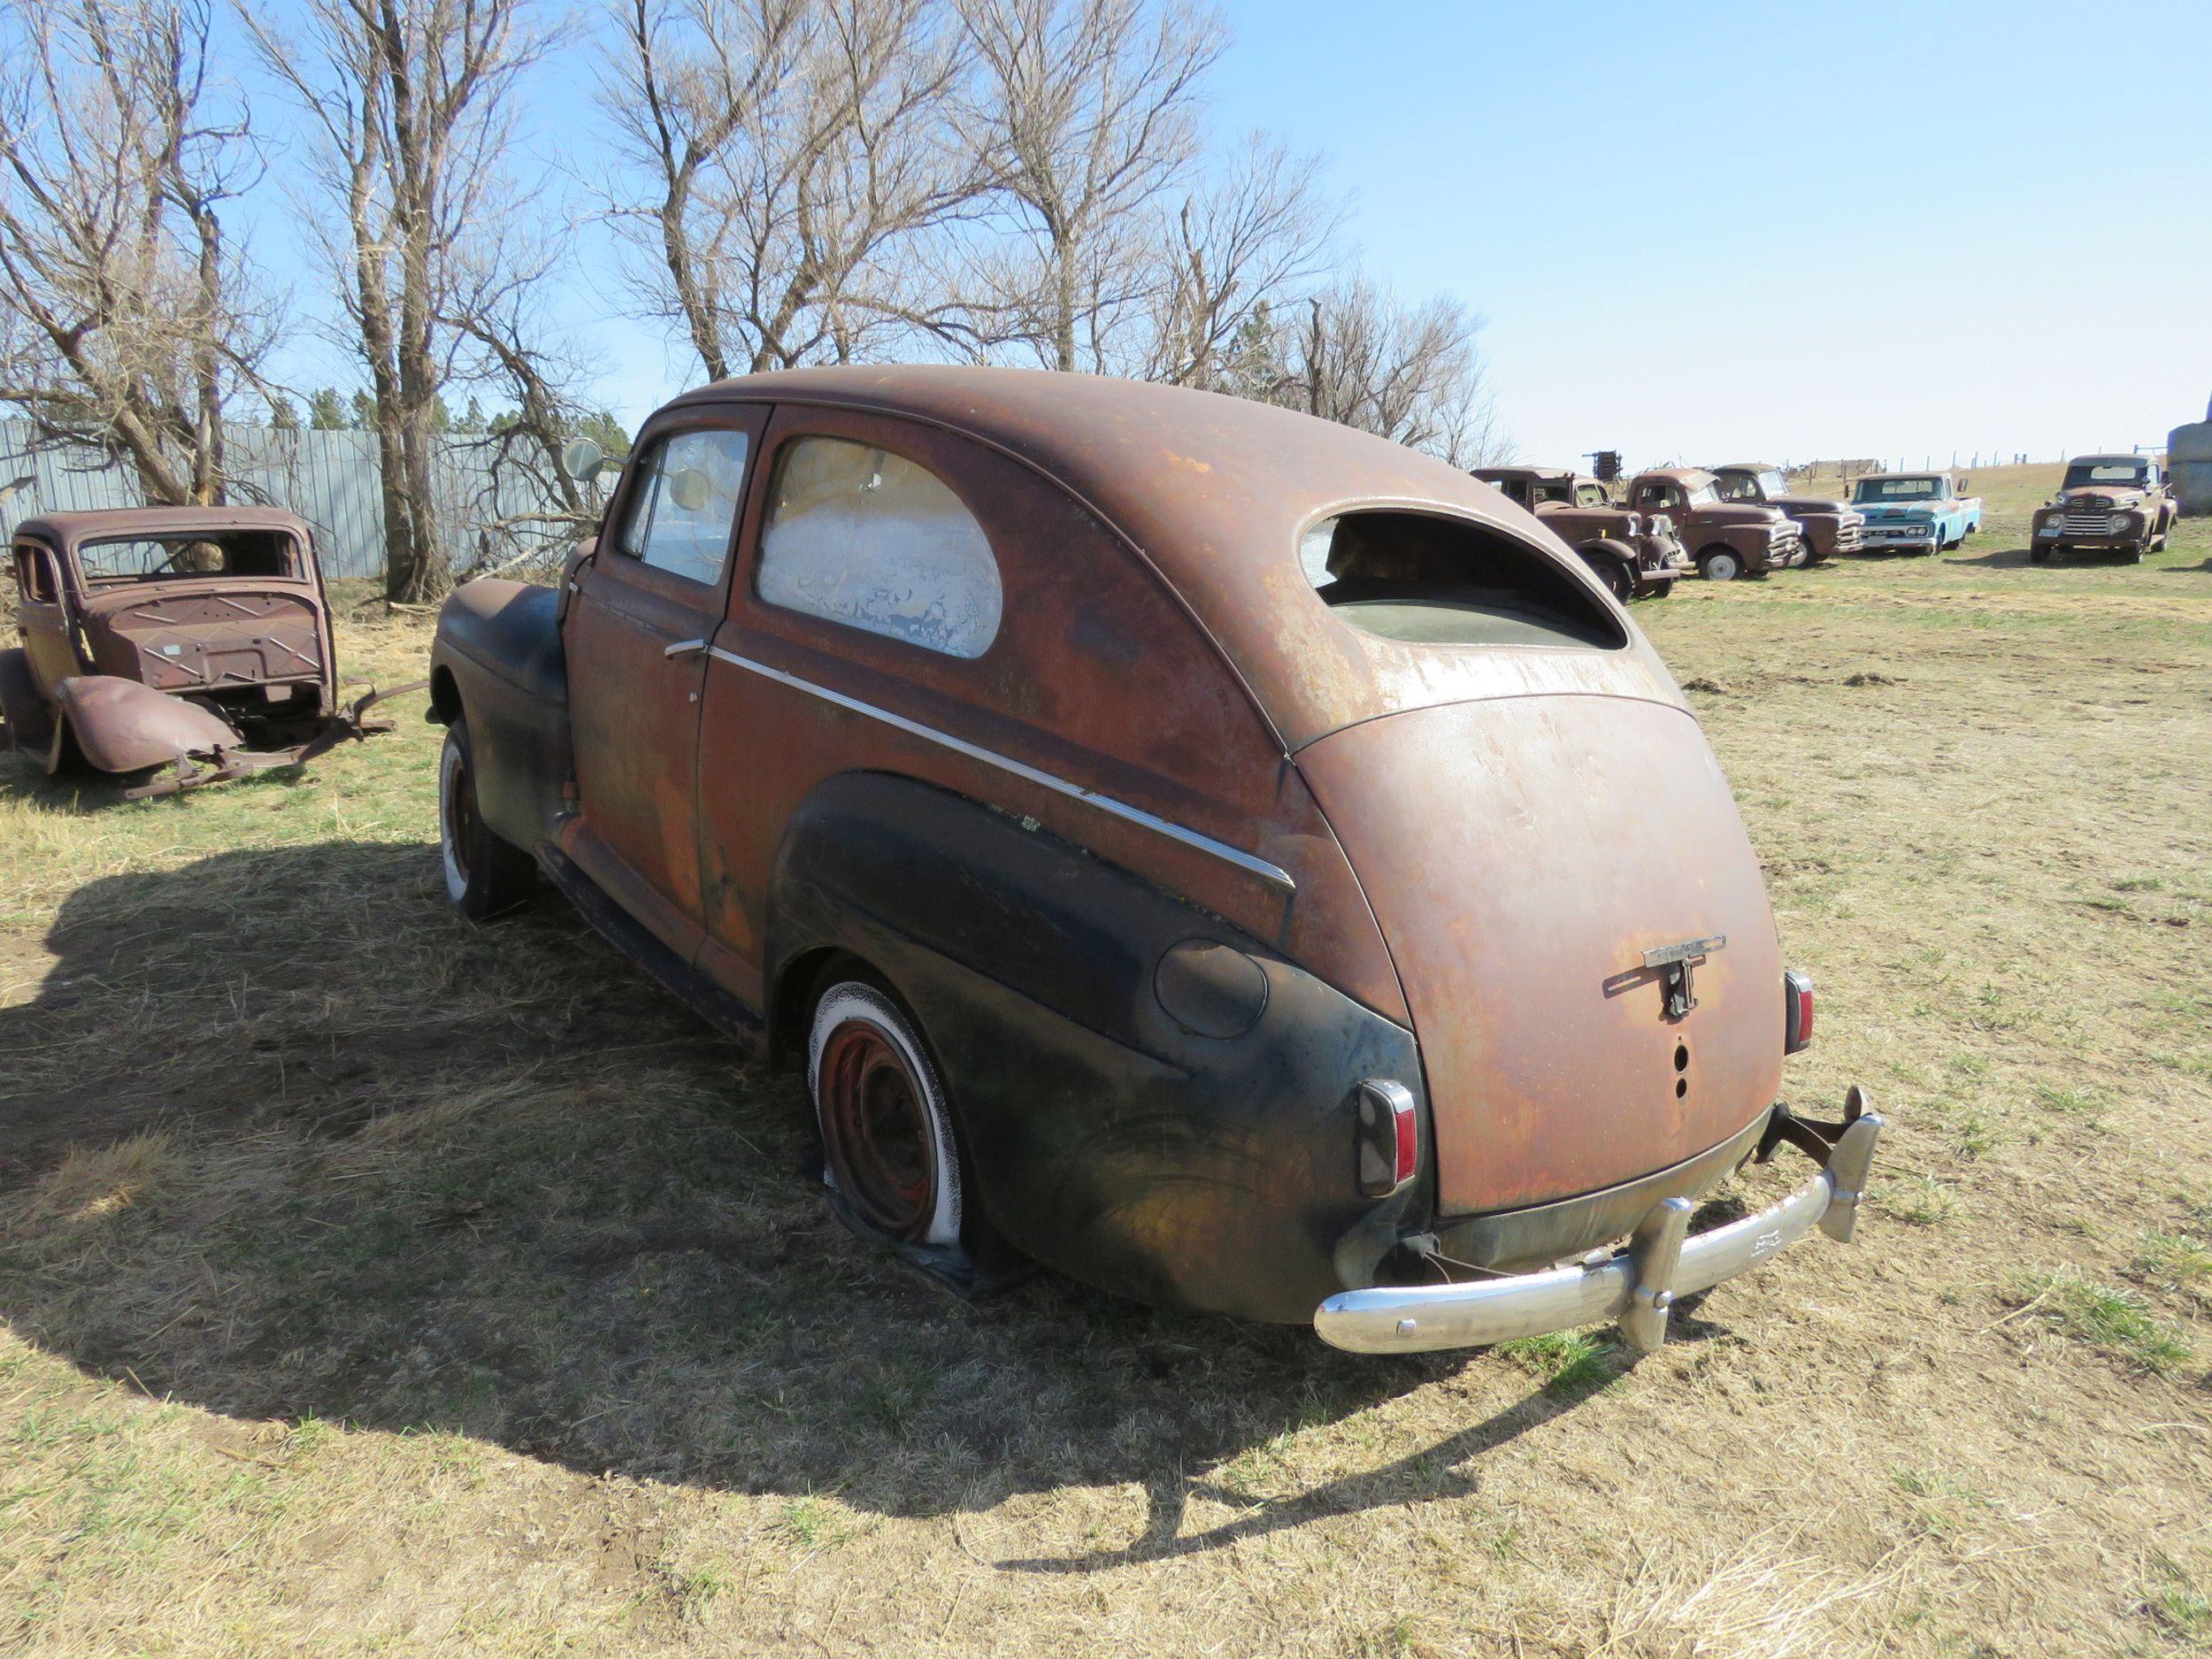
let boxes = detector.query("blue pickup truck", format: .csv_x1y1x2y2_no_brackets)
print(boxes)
1847,472,1983,555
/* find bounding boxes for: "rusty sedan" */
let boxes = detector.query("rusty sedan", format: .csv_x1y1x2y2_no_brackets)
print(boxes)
426,366,1881,1356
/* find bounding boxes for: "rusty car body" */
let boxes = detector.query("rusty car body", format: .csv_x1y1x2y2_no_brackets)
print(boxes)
1708,464,1866,563
2029,454,2177,563
1470,465,1689,599
2,506,414,795
426,365,1881,1356
1623,468,1803,580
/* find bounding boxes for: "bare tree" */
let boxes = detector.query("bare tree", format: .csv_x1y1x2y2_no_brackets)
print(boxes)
957,0,1223,373
1225,275,1503,465
607,0,985,381
244,0,565,603
0,0,273,504
1141,131,1333,389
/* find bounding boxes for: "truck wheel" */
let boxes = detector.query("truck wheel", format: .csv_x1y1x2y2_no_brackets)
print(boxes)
1697,548,1743,582
808,977,965,1250
437,718,535,920
2028,544,2049,565
1585,555,1633,602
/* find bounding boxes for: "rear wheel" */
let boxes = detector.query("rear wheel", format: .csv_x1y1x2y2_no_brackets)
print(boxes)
437,718,535,921
807,978,964,1249
1697,547,1743,582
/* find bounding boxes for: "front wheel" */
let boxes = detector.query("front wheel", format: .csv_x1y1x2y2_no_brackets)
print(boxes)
1697,548,1744,582
808,978,965,1250
2029,544,2050,565
438,718,536,921
1586,554,1634,602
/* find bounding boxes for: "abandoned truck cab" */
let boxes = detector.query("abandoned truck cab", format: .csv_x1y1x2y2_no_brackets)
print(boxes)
1624,468,1803,580
2029,454,2177,563
428,366,1880,1356
1708,464,1866,563
1469,465,1689,599
1,507,409,794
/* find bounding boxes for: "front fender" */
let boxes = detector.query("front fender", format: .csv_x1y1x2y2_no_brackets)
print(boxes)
429,580,571,851
764,770,1430,1324
51,676,238,773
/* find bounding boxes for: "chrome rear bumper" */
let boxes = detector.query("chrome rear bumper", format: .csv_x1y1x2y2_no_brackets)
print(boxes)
1314,1089,1883,1356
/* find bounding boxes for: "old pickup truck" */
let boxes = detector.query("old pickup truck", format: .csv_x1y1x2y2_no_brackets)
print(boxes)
1623,468,1802,580
1469,465,1688,599
428,365,1880,1356
2,506,414,795
2029,454,2177,563
1707,464,1865,563
1847,472,1983,554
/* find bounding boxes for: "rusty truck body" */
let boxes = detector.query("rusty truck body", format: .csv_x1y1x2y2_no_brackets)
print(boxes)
426,365,1880,1356
1623,468,1803,580
2029,454,2177,563
1708,464,1866,563
2,507,415,795
1470,465,1690,600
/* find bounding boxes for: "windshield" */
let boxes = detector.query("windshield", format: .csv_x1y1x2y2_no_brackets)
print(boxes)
1852,477,1939,503
1685,484,1719,507
1575,483,1610,507
2062,460,2149,489
75,532,301,585
1756,470,1788,497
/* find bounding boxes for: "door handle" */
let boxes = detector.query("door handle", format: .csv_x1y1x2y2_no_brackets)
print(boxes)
664,638,709,659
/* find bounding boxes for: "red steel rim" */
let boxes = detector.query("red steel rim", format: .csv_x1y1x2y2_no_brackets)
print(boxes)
818,1019,933,1238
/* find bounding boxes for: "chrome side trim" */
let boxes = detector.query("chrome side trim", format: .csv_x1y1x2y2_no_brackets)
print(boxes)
704,645,1296,893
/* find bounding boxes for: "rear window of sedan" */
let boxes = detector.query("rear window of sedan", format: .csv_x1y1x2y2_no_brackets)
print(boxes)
1297,510,1625,649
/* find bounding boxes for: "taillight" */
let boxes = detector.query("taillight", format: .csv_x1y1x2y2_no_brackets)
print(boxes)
1355,1079,1419,1196
1783,970,1816,1055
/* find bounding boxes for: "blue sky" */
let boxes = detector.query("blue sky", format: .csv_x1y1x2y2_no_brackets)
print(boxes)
247,0,2212,471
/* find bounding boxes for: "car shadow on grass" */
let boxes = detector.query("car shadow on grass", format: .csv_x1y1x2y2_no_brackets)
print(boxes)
0,840,1676,1537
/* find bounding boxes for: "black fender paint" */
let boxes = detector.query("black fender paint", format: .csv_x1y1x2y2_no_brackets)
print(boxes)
764,771,1433,1325
427,580,572,853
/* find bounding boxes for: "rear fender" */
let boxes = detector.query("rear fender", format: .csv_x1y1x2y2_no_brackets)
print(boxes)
764,771,1430,1324
51,675,239,773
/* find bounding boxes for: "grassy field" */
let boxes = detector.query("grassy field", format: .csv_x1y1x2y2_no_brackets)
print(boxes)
3,480,2209,1656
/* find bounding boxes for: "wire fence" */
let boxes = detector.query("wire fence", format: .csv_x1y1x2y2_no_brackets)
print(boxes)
0,421,575,583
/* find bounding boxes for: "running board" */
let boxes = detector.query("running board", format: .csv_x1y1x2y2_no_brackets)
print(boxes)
535,840,765,1055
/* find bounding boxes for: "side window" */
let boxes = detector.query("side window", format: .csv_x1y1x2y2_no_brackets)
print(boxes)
615,426,751,586
756,435,1002,659
12,545,56,603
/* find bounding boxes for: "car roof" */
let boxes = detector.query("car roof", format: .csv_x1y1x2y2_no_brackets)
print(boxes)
1632,467,1717,486
672,365,1640,748
2067,453,2150,465
1471,465,1574,482
13,505,313,554
1855,472,1943,481
1709,462,1779,472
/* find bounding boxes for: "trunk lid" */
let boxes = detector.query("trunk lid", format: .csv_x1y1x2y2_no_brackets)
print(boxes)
1296,693,1784,1216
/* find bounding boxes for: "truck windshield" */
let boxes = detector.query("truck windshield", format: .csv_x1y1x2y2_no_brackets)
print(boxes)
2062,461,2149,488
1299,511,1625,649
1685,483,1719,507
1854,478,1939,502
76,532,301,585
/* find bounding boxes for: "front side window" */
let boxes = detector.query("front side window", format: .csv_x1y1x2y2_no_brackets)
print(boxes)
757,435,1002,659
617,426,752,585
13,545,58,603
1713,474,1756,502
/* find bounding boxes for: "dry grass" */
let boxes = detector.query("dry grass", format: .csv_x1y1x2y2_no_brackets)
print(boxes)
2,521,2209,1656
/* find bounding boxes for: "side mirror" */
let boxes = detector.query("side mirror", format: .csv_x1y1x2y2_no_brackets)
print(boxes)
558,436,606,483
1956,477,1969,492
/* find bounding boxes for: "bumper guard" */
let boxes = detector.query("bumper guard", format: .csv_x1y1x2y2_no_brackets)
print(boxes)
1314,1087,1883,1356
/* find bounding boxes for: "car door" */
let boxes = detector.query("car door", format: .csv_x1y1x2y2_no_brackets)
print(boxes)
562,408,766,956
12,540,78,694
